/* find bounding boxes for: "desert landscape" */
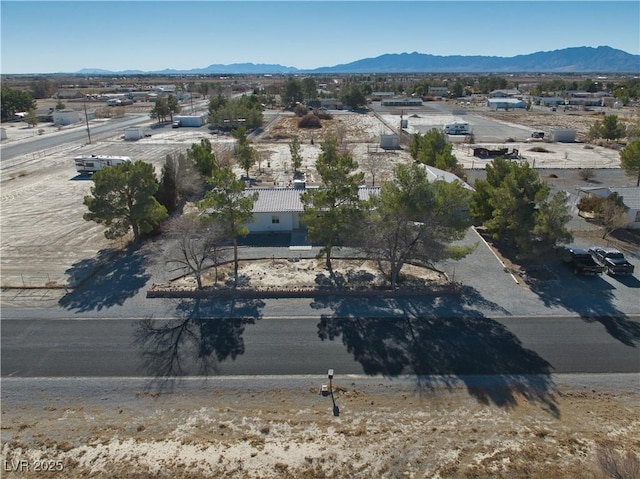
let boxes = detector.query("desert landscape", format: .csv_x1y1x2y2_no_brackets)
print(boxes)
2,101,639,478
2,376,639,478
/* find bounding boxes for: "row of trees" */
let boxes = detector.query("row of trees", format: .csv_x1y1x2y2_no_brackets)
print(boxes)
150,95,181,123
410,129,459,172
208,94,263,130
300,137,474,288
1,87,36,121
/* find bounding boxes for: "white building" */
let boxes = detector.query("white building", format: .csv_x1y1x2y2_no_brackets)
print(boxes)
486,98,526,109
381,98,423,107
244,186,380,233
52,109,80,126
124,126,147,141
550,128,577,143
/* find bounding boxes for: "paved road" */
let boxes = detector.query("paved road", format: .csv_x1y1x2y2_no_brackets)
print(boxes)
2,315,639,378
0,114,150,162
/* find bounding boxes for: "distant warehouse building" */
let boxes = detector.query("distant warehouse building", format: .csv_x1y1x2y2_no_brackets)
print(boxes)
381,98,423,107
428,86,449,97
486,98,526,110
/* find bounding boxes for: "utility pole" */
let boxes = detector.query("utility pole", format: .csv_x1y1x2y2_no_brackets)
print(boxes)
84,104,92,144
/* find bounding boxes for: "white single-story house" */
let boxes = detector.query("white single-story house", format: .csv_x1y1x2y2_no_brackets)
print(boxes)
490,89,522,98
238,166,473,234
535,96,565,107
370,91,395,100
244,186,380,233
486,98,526,109
381,98,423,107
422,165,474,191
576,186,640,230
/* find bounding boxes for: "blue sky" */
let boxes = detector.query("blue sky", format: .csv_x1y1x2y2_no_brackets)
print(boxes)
1,1,639,74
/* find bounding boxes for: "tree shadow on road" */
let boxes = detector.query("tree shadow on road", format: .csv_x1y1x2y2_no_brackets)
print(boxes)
311,291,559,417
528,266,640,347
133,297,265,391
58,244,151,312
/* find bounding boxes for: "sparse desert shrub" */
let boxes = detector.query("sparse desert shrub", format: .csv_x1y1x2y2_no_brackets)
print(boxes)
294,104,308,117
315,110,333,120
298,113,321,129
529,146,552,153
596,444,640,479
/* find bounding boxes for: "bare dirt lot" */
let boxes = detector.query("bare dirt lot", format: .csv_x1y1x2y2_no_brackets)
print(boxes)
1,377,639,478
170,258,447,291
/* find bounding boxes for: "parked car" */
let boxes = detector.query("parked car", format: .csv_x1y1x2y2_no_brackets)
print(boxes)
531,131,545,139
559,246,604,275
172,120,181,128
588,247,635,276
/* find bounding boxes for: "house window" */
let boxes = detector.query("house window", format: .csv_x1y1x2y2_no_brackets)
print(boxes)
271,215,280,224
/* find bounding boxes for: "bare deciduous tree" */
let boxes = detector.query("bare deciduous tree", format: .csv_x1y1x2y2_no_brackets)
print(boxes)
360,150,388,187
165,215,231,289
600,193,629,239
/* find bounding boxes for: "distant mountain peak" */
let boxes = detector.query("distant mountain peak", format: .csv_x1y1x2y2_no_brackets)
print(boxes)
75,46,639,75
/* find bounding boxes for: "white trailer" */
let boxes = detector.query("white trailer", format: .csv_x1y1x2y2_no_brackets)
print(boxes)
172,115,206,127
74,154,131,174
443,122,470,135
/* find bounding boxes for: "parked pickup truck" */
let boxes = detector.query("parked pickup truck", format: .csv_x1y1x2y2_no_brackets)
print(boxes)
559,246,605,275
588,247,635,276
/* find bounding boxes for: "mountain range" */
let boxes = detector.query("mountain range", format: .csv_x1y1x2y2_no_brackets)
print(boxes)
77,46,639,75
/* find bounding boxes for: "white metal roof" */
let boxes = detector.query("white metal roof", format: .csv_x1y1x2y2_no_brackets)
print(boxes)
247,186,381,213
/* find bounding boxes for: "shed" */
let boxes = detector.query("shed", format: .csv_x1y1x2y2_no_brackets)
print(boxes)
550,128,576,143
124,126,146,141
380,134,400,150
52,109,80,126
173,115,206,127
